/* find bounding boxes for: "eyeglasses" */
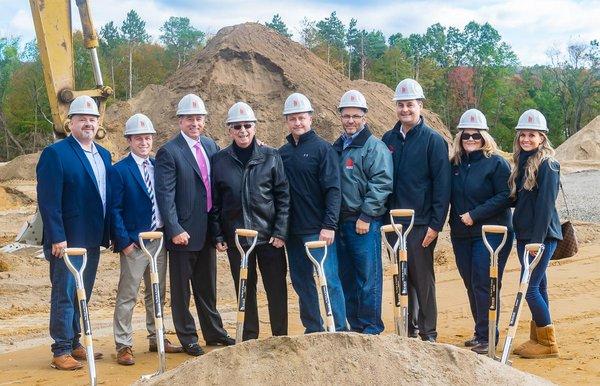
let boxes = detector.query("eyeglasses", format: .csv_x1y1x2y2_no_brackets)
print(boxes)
460,132,483,141
341,114,365,121
231,123,254,130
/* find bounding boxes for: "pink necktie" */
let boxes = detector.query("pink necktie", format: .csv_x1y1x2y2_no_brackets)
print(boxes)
194,143,212,212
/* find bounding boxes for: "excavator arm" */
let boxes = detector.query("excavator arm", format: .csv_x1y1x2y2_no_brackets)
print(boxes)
29,0,112,139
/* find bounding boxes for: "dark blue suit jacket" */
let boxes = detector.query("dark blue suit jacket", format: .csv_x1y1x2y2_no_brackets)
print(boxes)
111,154,155,252
36,135,112,249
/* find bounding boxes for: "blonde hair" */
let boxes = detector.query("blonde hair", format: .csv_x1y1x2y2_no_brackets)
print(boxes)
508,131,556,199
450,129,499,165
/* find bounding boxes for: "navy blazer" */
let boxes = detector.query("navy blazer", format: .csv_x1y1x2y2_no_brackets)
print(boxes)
111,153,156,252
36,135,112,249
155,133,220,251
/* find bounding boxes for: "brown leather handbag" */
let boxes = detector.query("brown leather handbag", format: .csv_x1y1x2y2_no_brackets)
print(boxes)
551,181,578,260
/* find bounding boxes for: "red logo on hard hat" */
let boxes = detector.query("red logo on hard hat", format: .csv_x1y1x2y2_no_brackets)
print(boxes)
528,115,533,123
345,158,354,169
140,120,145,127
86,101,92,108
470,115,476,122
350,95,356,101
401,86,407,93
240,108,245,115
293,100,298,107
192,100,198,108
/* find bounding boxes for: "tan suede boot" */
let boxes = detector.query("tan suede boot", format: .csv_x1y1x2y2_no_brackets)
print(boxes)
513,320,537,355
519,324,559,358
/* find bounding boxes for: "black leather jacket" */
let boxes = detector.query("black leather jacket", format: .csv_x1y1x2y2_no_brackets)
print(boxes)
209,143,290,245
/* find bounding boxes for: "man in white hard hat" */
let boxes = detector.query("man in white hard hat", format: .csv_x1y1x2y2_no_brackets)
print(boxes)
279,93,348,332
382,79,451,342
210,102,290,341
155,94,234,356
111,113,183,366
37,95,112,370
332,90,393,334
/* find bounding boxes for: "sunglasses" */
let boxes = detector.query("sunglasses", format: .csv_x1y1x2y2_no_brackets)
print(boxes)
461,132,483,141
231,123,254,130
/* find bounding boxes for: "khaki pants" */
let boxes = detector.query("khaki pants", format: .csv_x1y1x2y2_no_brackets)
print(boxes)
113,239,167,350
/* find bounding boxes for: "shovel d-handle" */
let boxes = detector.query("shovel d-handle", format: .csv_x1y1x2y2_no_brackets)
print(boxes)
63,248,97,386
138,232,167,379
481,225,508,359
234,228,259,344
381,224,403,335
500,243,544,365
304,240,335,332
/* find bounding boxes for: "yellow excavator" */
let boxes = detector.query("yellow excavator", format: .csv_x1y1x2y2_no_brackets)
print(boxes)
6,0,110,248
30,0,112,139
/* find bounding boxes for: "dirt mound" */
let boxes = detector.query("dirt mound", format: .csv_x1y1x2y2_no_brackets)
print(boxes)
556,116,600,162
0,186,34,211
0,153,39,182
103,23,450,156
138,333,550,385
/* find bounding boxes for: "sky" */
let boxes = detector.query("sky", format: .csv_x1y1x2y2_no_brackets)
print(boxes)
1,0,599,66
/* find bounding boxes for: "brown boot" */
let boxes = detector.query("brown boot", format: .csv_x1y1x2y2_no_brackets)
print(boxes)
117,347,135,365
149,338,184,353
519,324,559,359
72,345,104,361
51,354,84,370
513,320,537,355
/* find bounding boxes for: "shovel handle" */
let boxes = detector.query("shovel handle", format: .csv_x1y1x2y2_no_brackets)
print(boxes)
525,243,543,254
139,231,163,240
381,224,402,234
236,229,258,237
390,209,415,218
305,240,327,249
64,247,87,256
482,225,508,234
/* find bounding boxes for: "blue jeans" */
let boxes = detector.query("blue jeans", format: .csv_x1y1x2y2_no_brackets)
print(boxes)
47,247,100,356
337,219,384,334
451,232,513,343
517,239,557,327
287,233,347,332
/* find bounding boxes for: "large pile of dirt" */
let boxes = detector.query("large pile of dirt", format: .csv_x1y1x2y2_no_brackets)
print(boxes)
0,153,39,182
138,333,550,385
102,23,450,156
556,116,600,161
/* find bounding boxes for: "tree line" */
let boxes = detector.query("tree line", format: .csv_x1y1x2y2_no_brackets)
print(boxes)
0,10,598,161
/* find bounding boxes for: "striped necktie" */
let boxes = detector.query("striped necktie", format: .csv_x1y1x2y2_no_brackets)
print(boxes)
142,160,158,231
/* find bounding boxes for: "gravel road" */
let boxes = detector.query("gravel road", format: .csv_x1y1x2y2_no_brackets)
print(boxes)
557,169,600,223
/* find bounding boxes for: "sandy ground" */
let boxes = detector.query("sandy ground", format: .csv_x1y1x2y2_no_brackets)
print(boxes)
0,180,599,385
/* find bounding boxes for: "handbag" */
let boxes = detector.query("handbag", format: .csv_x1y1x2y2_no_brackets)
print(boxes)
551,181,578,260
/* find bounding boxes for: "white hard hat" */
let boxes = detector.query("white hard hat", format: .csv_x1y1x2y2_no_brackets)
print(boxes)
68,95,100,117
227,102,257,124
393,78,425,101
338,90,368,112
283,93,313,115
515,109,548,132
457,108,489,130
176,93,208,116
124,113,156,136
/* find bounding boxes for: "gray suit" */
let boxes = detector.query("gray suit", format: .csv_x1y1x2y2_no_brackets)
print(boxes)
155,133,228,345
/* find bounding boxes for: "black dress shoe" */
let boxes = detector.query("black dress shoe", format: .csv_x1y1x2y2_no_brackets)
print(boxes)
471,342,489,355
183,343,205,356
464,337,480,347
206,335,235,346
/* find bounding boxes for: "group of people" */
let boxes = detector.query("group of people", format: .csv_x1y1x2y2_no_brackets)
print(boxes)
36,77,562,372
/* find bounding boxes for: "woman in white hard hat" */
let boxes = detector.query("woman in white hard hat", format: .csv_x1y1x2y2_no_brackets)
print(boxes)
449,109,513,355
509,109,562,358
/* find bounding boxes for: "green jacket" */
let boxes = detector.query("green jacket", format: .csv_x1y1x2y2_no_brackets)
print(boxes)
332,126,393,222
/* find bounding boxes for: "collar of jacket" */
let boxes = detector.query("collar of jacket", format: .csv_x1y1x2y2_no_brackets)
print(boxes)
332,125,372,151
518,148,538,169
461,149,484,163
286,129,317,146
391,116,425,138
226,139,265,165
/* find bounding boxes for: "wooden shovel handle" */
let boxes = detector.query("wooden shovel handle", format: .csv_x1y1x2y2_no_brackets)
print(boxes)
482,225,508,234
139,231,163,240
305,240,327,249
64,247,87,256
390,209,415,217
235,229,258,237
381,224,402,233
